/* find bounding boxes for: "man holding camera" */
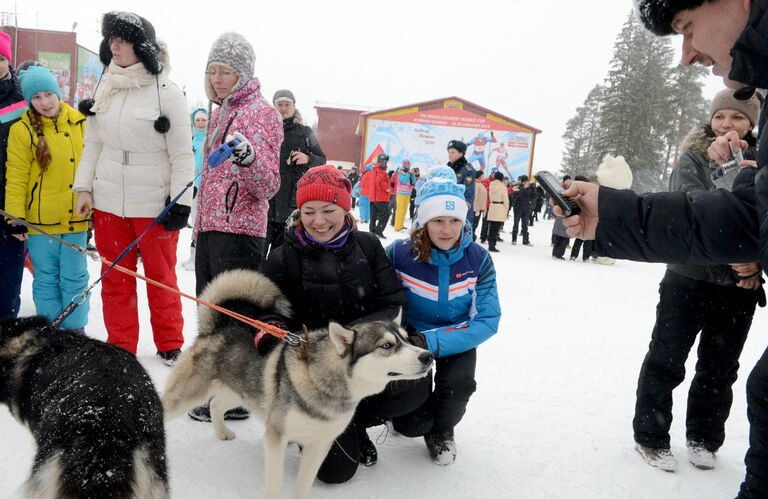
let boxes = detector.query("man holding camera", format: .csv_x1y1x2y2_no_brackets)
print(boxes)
557,2,768,496
266,89,326,254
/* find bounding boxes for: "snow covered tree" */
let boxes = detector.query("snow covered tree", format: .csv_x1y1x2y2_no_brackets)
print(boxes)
661,63,710,181
595,12,674,192
560,10,711,191
561,85,604,177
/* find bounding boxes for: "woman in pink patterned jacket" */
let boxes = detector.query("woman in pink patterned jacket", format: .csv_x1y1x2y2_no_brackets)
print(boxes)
194,32,282,296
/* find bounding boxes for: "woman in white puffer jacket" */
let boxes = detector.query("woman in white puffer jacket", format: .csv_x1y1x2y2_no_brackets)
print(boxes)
73,11,193,364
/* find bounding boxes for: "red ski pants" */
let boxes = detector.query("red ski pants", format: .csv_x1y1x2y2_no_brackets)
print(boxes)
93,210,183,354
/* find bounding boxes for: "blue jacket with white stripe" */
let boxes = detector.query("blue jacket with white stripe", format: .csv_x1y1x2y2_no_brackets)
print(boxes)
386,226,501,357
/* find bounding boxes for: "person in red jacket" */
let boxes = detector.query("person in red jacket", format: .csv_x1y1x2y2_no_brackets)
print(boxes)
360,153,391,238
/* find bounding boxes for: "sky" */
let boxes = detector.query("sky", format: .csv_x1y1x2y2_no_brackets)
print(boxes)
3,0,726,173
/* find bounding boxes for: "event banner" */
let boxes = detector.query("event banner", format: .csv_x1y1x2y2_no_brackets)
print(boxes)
363,107,534,180
75,46,103,107
38,51,71,103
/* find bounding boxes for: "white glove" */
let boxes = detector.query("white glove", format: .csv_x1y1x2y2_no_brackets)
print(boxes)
227,131,255,166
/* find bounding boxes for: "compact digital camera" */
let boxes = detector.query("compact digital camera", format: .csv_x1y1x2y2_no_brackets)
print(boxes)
711,142,744,191
207,137,242,168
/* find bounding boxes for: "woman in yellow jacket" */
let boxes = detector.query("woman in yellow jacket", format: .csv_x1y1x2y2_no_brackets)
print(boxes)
4,66,89,330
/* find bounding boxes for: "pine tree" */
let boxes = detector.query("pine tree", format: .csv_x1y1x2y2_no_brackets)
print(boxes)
595,12,674,192
662,64,710,180
561,85,604,177
560,10,710,192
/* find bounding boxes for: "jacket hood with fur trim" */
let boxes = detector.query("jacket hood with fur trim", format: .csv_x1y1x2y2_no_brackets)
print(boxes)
677,126,717,170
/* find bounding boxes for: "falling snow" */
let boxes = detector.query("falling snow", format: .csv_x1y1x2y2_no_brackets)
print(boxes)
1,217,763,498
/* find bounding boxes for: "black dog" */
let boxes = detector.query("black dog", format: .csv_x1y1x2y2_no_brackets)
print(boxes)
0,316,169,499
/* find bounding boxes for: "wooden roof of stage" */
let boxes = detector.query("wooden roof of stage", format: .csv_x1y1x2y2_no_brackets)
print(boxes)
359,96,542,135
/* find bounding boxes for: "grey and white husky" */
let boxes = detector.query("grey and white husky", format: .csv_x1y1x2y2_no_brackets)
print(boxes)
162,269,433,499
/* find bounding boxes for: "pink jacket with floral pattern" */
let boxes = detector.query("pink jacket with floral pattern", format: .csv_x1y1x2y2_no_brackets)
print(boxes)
194,77,282,238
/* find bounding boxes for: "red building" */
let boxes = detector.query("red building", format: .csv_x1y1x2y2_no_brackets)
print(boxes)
1,26,101,106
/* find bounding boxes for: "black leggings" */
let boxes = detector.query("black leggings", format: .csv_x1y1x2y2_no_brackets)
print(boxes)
194,231,264,296
316,375,432,483
392,348,478,437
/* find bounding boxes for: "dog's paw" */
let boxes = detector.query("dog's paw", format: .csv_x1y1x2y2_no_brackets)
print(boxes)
215,427,237,441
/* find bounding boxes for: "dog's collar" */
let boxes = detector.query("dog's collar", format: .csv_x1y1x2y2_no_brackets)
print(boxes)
253,318,288,350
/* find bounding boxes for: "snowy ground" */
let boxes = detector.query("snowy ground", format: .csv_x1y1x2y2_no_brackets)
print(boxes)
1,214,764,498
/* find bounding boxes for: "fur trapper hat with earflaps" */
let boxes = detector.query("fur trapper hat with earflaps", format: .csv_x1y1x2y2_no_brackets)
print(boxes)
79,11,170,133
98,11,162,74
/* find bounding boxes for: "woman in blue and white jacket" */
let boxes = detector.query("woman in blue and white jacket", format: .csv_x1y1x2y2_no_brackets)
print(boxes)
386,165,501,465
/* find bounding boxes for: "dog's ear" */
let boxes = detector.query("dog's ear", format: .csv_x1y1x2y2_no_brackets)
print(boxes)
393,307,403,326
329,322,354,356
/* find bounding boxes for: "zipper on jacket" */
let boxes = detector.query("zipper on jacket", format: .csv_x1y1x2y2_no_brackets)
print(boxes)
221,112,238,145
119,91,127,216
37,176,44,221
28,182,38,211
224,182,239,224
68,123,80,223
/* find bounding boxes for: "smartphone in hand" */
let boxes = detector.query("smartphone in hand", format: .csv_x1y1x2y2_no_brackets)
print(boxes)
534,170,581,217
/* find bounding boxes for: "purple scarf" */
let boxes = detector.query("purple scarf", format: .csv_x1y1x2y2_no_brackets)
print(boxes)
295,219,352,250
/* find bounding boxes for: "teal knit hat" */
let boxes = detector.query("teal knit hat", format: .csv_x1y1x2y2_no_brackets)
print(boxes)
19,66,62,105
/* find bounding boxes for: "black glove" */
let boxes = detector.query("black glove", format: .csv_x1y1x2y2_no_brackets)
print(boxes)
160,198,191,231
6,220,28,235
409,334,427,350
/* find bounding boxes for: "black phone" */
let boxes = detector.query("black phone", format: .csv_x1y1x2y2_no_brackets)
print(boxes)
534,170,581,217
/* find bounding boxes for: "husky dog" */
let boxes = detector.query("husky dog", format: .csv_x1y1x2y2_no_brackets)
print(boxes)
0,316,169,499
162,269,433,499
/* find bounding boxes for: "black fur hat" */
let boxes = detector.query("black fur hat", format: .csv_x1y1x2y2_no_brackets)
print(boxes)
447,140,467,155
635,0,708,36
98,11,161,74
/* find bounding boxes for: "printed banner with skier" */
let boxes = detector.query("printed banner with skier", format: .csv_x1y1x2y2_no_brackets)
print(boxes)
362,106,535,180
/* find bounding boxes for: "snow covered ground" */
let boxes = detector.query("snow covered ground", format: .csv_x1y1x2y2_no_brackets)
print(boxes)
1,215,764,498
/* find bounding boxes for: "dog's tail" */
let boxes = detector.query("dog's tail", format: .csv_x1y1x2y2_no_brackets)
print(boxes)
24,439,169,499
196,269,292,337
162,340,218,419
131,446,170,499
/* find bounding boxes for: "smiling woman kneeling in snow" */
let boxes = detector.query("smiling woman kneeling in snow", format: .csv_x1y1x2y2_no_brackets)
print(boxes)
387,165,501,465
259,164,431,483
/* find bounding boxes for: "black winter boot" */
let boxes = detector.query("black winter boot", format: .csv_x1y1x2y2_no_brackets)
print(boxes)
358,428,378,466
424,428,456,465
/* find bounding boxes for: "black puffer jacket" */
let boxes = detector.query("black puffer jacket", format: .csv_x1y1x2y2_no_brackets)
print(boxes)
0,68,24,220
593,3,768,268
268,114,326,224
262,220,406,330
666,125,757,285
513,184,538,213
